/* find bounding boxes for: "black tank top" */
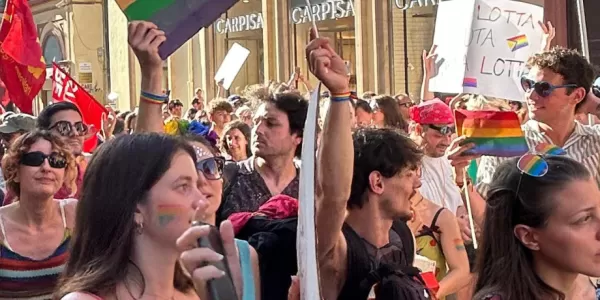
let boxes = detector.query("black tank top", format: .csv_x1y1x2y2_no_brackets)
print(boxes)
337,221,415,300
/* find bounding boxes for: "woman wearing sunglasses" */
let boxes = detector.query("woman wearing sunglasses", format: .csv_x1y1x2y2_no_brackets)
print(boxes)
0,130,78,299
473,151,600,300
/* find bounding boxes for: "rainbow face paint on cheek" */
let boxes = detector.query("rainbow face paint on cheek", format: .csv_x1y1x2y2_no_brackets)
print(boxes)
157,204,185,226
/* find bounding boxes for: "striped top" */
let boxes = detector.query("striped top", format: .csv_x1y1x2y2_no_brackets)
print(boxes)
0,200,71,300
477,120,600,196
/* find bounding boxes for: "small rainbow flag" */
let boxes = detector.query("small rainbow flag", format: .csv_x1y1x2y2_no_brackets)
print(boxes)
463,77,478,88
116,0,238,60
454,110,529,157
506,34,529,52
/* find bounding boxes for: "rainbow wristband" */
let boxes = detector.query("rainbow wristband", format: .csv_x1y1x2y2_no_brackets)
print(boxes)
140,95,164,105
330,92,351,102
141,91,168,103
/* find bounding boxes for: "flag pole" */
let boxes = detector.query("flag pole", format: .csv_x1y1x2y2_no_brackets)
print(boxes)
575,0,589,59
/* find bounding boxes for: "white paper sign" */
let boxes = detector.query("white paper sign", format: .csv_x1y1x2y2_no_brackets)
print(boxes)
429,0,544,101
214,43,250,90
296,84,321,300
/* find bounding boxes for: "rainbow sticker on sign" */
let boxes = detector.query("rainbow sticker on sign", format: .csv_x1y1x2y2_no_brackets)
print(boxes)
454,110,529,157
507,34,529,52
463,77,478,88
115,0,237,60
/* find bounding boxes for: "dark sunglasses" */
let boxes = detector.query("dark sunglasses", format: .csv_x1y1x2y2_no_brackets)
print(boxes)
49,121,88,137
20,151,67,169
398,102,414,108
520,76,578,97
593,86,600,98
427,124,455,135
196,157,225,180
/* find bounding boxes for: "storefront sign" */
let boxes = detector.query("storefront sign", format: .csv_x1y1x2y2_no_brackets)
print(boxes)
394,0,449,10
215,13,264,34
291,0,355,24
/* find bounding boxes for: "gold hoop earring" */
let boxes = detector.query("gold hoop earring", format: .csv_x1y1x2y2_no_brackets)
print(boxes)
135,221,144,235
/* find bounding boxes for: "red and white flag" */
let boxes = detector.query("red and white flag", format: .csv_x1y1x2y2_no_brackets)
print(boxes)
52,62,107,152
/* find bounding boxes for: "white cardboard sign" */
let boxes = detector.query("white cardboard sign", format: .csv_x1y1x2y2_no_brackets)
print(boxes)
429,0,544,101
214,43,251,90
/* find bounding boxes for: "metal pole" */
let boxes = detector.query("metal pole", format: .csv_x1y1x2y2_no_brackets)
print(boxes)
575,0,589,59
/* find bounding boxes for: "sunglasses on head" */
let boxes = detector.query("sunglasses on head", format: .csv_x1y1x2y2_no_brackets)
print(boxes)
49,121,88,137
427,124,455,135
520,76,578,97
20,151,67,169
196,157,225,180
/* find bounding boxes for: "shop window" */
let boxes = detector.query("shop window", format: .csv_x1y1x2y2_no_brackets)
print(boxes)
43,35,64,67
213,0,264,95
288,0,356,93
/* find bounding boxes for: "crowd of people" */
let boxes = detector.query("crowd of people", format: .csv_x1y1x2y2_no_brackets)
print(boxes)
0,17,599,300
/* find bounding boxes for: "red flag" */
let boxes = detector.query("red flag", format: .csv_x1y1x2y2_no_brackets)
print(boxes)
0,0,46,114
0,79,9,107
52,63,107,152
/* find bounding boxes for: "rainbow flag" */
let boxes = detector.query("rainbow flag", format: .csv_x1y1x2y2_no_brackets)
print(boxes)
463,77,478,88
454,110,529,157
116,0,238,60
506,34,529,52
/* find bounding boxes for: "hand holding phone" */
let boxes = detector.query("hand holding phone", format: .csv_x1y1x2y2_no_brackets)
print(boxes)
177,221,241,300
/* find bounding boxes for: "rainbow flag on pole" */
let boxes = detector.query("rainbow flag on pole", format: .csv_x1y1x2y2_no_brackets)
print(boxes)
116,0,238,60
454,110,529,157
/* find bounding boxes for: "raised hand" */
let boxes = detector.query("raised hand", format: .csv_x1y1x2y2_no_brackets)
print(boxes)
128,21,165,74
538,21,556,52
305,28,349,93
422,44,438,77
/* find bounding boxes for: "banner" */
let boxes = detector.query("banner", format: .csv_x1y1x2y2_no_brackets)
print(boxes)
429,0,544,101
52,63,107,152
116,0,238,60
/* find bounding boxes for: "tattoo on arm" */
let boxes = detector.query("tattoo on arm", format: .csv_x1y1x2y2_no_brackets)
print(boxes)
453,238,466,251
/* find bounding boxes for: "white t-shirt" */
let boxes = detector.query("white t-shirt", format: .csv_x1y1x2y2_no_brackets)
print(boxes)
418,155,463,214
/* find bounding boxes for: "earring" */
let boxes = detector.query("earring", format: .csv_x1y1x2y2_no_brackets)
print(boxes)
135,221,144,235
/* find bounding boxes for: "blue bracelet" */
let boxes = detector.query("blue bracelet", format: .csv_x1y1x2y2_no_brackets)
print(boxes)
141,91,168,102
330,92,351,102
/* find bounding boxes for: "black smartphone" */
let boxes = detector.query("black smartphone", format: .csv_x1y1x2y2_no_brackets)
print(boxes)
194,222,238,300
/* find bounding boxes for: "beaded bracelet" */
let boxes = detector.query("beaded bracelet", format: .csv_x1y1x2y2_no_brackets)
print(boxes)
330,92,351,102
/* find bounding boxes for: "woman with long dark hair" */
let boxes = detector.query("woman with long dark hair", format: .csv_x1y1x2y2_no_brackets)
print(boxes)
474,154,600,300
55,133,258,300
369,95,407,131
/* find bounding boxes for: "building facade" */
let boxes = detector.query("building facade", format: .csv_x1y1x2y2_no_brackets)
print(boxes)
86,0,600,110
0,0,106,113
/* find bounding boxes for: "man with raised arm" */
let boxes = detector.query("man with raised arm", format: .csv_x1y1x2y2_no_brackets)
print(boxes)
308,29,427,300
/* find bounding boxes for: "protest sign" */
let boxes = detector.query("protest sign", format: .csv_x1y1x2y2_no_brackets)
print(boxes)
214,43,251,90
116,0,238,60
429,0,544,101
